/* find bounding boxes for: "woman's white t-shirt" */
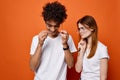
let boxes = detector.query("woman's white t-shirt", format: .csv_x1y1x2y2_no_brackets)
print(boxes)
81,41,109,80
30,34,77,80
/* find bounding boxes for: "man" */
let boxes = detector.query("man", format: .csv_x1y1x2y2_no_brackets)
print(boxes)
30,1,77,80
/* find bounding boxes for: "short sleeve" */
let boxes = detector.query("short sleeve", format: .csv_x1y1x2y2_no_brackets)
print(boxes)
99,46,110,59
30,35,39,55
67,35,77,53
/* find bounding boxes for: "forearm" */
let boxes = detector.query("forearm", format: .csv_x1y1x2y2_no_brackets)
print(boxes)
63,44,74,69
100,76,107,80
30,44,42,71
100,58,108,80
100,70,107,80
75,52,84,73
64,49,74,69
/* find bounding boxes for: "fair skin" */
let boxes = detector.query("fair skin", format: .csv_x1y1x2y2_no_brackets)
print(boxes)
30,20,74,71
75,23,108,80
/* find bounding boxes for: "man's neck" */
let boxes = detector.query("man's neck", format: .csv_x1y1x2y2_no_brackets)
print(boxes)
48,32,59,38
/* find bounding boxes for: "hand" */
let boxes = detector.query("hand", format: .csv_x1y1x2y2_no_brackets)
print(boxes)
78,39,87,54
60,30,69,45
38,30,48,46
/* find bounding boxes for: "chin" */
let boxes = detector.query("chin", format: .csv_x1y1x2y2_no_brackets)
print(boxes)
50,33,56,36
81,36,85,38
81,37,87,39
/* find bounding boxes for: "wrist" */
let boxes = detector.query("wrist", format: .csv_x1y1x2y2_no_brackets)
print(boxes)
38,42,43,47
79,51,85,55
63,44,69,50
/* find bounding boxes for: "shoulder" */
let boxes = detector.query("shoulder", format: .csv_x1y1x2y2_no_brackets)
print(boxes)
97,41,107,49
32,35,39,43
32,35,38,40
68,34,73,40
97,41,109,59
33,35,38,39
96,41,108,55
67,34,74,42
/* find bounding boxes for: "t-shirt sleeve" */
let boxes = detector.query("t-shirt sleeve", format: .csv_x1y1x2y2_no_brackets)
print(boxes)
30,35,38,55
67,35,77,53
99,46,110,59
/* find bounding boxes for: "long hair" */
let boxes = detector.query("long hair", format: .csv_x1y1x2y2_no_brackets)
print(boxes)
77,15,98,58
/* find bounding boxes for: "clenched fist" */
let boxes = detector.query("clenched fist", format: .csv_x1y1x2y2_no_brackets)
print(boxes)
38,30,48,46
60,30,69,45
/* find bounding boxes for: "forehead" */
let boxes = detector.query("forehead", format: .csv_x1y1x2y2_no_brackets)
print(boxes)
78,23,84,28
78,23,89,28
46,20,58,25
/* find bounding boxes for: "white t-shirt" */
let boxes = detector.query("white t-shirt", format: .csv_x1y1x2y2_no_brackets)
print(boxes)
81,41,109,80
30,34,77,80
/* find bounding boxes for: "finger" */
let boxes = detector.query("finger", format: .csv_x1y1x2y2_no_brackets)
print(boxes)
61,34,67,39
39,31,48,38
78,48,81,52
60,30,68,34
80,43,84,45
60,31,69,38
42,36,47,41
60,32,65,37
78,42,82,48
40,30,48,35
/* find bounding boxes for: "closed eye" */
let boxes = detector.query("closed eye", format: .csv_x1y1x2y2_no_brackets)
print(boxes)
78,27,85,31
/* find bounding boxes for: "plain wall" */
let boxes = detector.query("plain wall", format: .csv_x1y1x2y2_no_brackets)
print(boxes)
0,0,120,80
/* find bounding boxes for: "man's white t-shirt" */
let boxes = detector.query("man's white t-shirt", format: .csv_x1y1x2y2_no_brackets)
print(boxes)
30,34,77,80
81,41,109,80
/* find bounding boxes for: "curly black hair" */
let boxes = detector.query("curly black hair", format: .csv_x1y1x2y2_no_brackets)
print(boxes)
42,1,67,24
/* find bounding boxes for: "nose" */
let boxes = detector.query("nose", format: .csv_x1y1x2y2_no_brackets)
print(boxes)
50,27,56,32
79,29,83,35
79,29,82,33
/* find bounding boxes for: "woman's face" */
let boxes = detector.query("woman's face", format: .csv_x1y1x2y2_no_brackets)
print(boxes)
78,23,93,39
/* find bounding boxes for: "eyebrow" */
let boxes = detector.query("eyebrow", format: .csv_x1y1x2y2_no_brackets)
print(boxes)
46,23,59,27
46,23,54,25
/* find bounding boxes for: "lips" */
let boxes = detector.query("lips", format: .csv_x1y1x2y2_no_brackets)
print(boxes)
48,30,57,35
80,33,84,36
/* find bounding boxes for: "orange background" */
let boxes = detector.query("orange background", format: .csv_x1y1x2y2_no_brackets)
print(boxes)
0,0,120,80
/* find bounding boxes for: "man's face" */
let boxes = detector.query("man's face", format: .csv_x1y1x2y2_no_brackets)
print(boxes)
45,20,60,37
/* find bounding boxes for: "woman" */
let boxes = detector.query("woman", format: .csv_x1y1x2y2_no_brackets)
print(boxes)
75,15,109,80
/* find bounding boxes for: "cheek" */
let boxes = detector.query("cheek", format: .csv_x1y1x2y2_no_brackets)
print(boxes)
81,30,88,35
46,28,50,32
47,28,58,33
85,31,92,36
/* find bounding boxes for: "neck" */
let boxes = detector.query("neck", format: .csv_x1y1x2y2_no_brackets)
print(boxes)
87,36,92,49
48,31,59,38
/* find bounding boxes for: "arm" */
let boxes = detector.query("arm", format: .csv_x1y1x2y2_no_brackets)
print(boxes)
75,39,86,73
60,30,74,69
63,43,74,69
100,58,108,80
29,31,48,71
29,44,42,71
75,51,84,73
